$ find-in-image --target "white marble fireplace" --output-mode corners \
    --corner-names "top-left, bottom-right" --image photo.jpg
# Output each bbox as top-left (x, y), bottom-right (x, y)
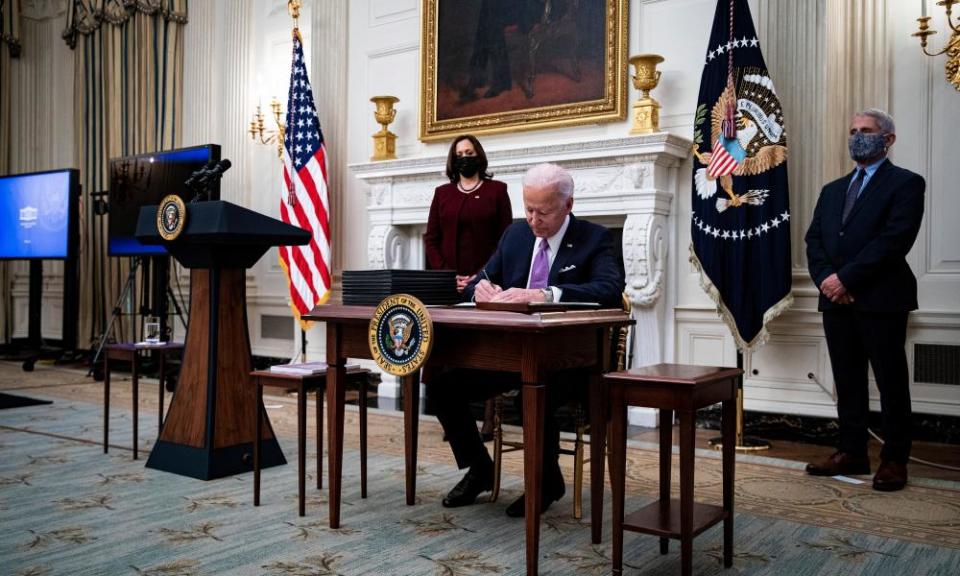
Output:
top-left (350, 133), bottom-right (692, 425)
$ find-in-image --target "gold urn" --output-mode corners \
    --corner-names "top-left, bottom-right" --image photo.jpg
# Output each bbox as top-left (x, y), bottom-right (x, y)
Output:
top-left (370, 95), bottom-right (399, 161)
top-left (629, 54), bottom-right (664, 134)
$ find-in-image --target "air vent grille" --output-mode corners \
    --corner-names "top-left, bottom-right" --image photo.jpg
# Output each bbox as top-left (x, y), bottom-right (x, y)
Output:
top-left (261, 315), bottom-right (294, 341)
top-left (914, 344), bottom-right (960, 385)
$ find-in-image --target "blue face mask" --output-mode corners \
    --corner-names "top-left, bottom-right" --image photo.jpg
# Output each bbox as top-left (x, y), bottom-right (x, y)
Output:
top-left (848, 132), bottom-right (886, 162)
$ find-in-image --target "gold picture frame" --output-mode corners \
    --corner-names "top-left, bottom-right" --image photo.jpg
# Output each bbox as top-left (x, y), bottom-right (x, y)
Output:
top-left (419, 0), bottom-right (628, 142)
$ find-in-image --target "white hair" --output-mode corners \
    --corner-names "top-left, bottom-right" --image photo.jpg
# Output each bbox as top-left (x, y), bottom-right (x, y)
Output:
top-left (522, 163), bottom-right (574, 200)
top-left (854, 108), bottom-right (896, 134)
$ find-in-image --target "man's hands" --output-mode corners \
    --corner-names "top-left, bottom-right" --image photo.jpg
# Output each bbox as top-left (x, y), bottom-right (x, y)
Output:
top-left (455, 274), bottom-right (475, 293)
top-left (474, 280), bottom-right (547, 303)
top-left (820, 273), bottom-right (854, 305)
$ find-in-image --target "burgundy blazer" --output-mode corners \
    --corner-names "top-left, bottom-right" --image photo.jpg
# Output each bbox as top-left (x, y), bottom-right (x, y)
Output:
top-left (423, 179), bottom-right (512, 276)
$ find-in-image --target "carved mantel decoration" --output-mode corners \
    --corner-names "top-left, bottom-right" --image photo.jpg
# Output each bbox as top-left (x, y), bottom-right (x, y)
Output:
top-left (350, 132), bottom-right (692, 374)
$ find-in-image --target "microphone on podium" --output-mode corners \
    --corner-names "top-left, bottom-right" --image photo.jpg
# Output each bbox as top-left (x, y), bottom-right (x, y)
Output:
top-left (187, 159), bottom-right (231, 202)
top-left (185, 160), bottom-right (217, 191)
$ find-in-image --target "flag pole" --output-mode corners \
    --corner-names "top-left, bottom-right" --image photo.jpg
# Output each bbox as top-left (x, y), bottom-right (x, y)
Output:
top-left (300, 328), bottom-right (307, 363)
top-left (709, 350), bottom-right (771, 451)
top-left (703, 0), bottom-right (772, 452)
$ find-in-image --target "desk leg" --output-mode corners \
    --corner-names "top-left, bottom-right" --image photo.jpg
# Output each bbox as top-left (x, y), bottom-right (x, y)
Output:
top-left (254, 377), bottom-right (262, 506)
top-left (298, 380), bottom-right (307, 517)
top-left (317, 386), bottom-right (323, 490)
top-left (589, 373), bottom-right (607, 544)
top-left (402, 371), bottom-right (420, 506)
top-left (326, 360), bottom-right (346, 529)
top-left (158, 352), bottom-right (166, 432)
top-left (679, 409), bottom-right (695, 576)
top-left (132, 354), bottom-right (139, 460)
top-left (522, 382), bottom-right (545, 576)
top-left (659, 409), bottom-right (672, 555)
top-left (103, 355), bottom-right (110, 454)
top-left (722, 381), bottom-right (736, 568)
top-left (360, 375), bottom-right (368, 499)
top-left (610, 385), bottom-right (627, 576)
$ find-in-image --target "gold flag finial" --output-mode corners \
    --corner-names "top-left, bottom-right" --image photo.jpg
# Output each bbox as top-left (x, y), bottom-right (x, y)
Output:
top-left (288, 0), bottom-right (302, 27)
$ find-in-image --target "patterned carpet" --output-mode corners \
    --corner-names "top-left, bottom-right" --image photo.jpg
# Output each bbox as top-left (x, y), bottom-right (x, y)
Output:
top-left (1, 362), bottom-right (960, 575)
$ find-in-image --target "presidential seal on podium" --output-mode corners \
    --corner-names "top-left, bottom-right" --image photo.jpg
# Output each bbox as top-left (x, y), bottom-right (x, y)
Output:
top-left (369, 294), bottom-right (433, 376)
top-left (157, 194), bottom-right (187, 241)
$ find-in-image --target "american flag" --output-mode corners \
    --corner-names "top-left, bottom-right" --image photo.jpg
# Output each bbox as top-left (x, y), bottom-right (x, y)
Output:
top-left (280, 31), bottom-right (331, 327)
top-left (707, 136), bottom-right (744, 178)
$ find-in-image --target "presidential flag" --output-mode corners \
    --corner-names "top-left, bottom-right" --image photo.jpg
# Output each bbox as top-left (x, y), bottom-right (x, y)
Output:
top-left (281, 29), bottom-right (331, 328)
top-left (690, 0), bottom-right (792, 350)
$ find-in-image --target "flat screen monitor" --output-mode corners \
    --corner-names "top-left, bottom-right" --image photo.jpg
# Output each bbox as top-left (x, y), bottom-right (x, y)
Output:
top-left (0, 168), bottom-right (79, 260)
top-left (108, 144), bottom-right (221, 256)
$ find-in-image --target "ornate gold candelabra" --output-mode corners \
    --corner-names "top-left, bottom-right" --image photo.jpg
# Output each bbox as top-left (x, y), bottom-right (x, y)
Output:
top-left (913, 0), bottom-right (960, 91)
top-left (370, 95), bottom-right (399, 161)
top-left (629, 54), bottom-right (664, 134)
top-left (249, 97), bottom-right (286, 158)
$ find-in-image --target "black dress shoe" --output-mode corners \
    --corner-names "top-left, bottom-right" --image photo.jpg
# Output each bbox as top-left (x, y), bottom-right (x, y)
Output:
top-left (806, 451), bottom-right (871, 477)
top-left (442, 466), bottom-right (494, 508)
top-left (504, 484), bottom-right (565, 518)
top-left (873, 461), bottom-right (908, 492)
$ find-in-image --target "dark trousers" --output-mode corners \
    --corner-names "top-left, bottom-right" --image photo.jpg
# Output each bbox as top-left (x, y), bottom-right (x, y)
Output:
top-left (823, 308), bottom-right (912, 463)
top-left (426, 368), bottom-right (571, 490)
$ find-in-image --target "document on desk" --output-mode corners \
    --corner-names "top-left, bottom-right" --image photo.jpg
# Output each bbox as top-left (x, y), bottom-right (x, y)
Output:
top-left (475, 301), bottom-right (601, 313)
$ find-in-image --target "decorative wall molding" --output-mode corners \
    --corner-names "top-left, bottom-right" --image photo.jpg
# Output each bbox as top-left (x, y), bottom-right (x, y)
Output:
top-left (369, 0), bottom-right (417, 28)
top-left (366, 41), bottom-right (419, 60)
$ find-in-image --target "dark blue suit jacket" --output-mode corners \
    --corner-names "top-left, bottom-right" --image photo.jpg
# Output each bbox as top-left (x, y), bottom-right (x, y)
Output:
top-left (464, 214), bottom-right (624, 308)
top-left (805, 159), bottom-right (925, 312)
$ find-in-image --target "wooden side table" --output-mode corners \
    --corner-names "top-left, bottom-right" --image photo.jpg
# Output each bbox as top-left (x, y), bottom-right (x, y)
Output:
top-left (251, 366), bottom-right (371, 517)
top-left (103, 342), bottom-right (184, 459)
top-left (606, 363), bottom-right (741, 576)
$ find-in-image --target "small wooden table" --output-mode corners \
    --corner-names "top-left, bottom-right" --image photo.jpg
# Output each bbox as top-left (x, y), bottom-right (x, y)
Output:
top-left (251, 367), bottom-right (371, 517)
top-left (103, 342), bottom-right (184, 459)
top-left (606, 363), bottom-right (741, 576)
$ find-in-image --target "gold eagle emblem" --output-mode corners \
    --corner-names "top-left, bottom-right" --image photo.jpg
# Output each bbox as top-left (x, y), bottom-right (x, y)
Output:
top-left (693, 67), bottom-right (788, 211)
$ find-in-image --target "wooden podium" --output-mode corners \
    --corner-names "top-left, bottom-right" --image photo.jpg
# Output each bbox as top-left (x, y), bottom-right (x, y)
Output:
top-left (135, 201), bottom-right (310, 479)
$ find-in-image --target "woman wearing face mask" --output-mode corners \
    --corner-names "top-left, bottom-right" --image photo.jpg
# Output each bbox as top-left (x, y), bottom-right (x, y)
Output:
top-left (424, 134), bottom-right (511, 442)
top-left (424, 134), bottom-right (512, 293)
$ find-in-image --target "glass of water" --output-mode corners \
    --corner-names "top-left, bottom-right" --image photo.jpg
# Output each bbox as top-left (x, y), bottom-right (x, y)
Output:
top-left (144, 316), bottom-right (161, 344)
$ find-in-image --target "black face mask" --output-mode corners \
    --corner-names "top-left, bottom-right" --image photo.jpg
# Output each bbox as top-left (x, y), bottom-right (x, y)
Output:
top-left (455, 156), bottom-right (480, 178)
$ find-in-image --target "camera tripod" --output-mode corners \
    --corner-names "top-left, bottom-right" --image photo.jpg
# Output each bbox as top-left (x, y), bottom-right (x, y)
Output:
top-left (88, 255), bottom-right (187, 379)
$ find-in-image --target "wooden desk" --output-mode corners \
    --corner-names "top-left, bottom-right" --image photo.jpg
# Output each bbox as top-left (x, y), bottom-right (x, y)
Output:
top-left (304, 304), bottom-right (632, 575)
top-left (606, 363), bottom-right (741, 576)
top-left (103, 342), bottom-right (184, 459)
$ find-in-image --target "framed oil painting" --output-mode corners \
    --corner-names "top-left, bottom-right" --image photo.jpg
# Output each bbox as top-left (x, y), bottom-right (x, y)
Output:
top-left (419, 0), bottom-right (628, 141)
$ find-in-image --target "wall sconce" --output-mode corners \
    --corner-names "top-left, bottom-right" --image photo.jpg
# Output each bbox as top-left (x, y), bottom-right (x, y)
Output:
top-left (249, 97), bottom-right (286, 158)
top-left (913, 0), bottom-right (960, 91)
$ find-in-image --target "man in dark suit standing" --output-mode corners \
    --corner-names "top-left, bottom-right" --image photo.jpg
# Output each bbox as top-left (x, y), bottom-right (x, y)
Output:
top-left (428, 162), bottom-right (623, 516)
top-left (804, 108), bottom-right (925, 492)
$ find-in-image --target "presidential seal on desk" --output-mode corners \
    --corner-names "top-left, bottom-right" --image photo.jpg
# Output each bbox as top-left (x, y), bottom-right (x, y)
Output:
top-left (157, 194), bottom-right (186, 241)
top-left (369, 294), bottom-right (433, 376)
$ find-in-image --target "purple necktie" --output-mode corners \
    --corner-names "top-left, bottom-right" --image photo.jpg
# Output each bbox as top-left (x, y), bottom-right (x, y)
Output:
top-left (527, 239), bottom-right (550, 289)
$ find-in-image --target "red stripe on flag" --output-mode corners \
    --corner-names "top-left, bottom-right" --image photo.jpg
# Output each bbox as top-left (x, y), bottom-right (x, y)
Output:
top-left (278, 195), bottom-right (318, 312)
top-left (288, 181), bottom-right (326, 284)
top-left (296, 160), bottom-right (330, 240)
